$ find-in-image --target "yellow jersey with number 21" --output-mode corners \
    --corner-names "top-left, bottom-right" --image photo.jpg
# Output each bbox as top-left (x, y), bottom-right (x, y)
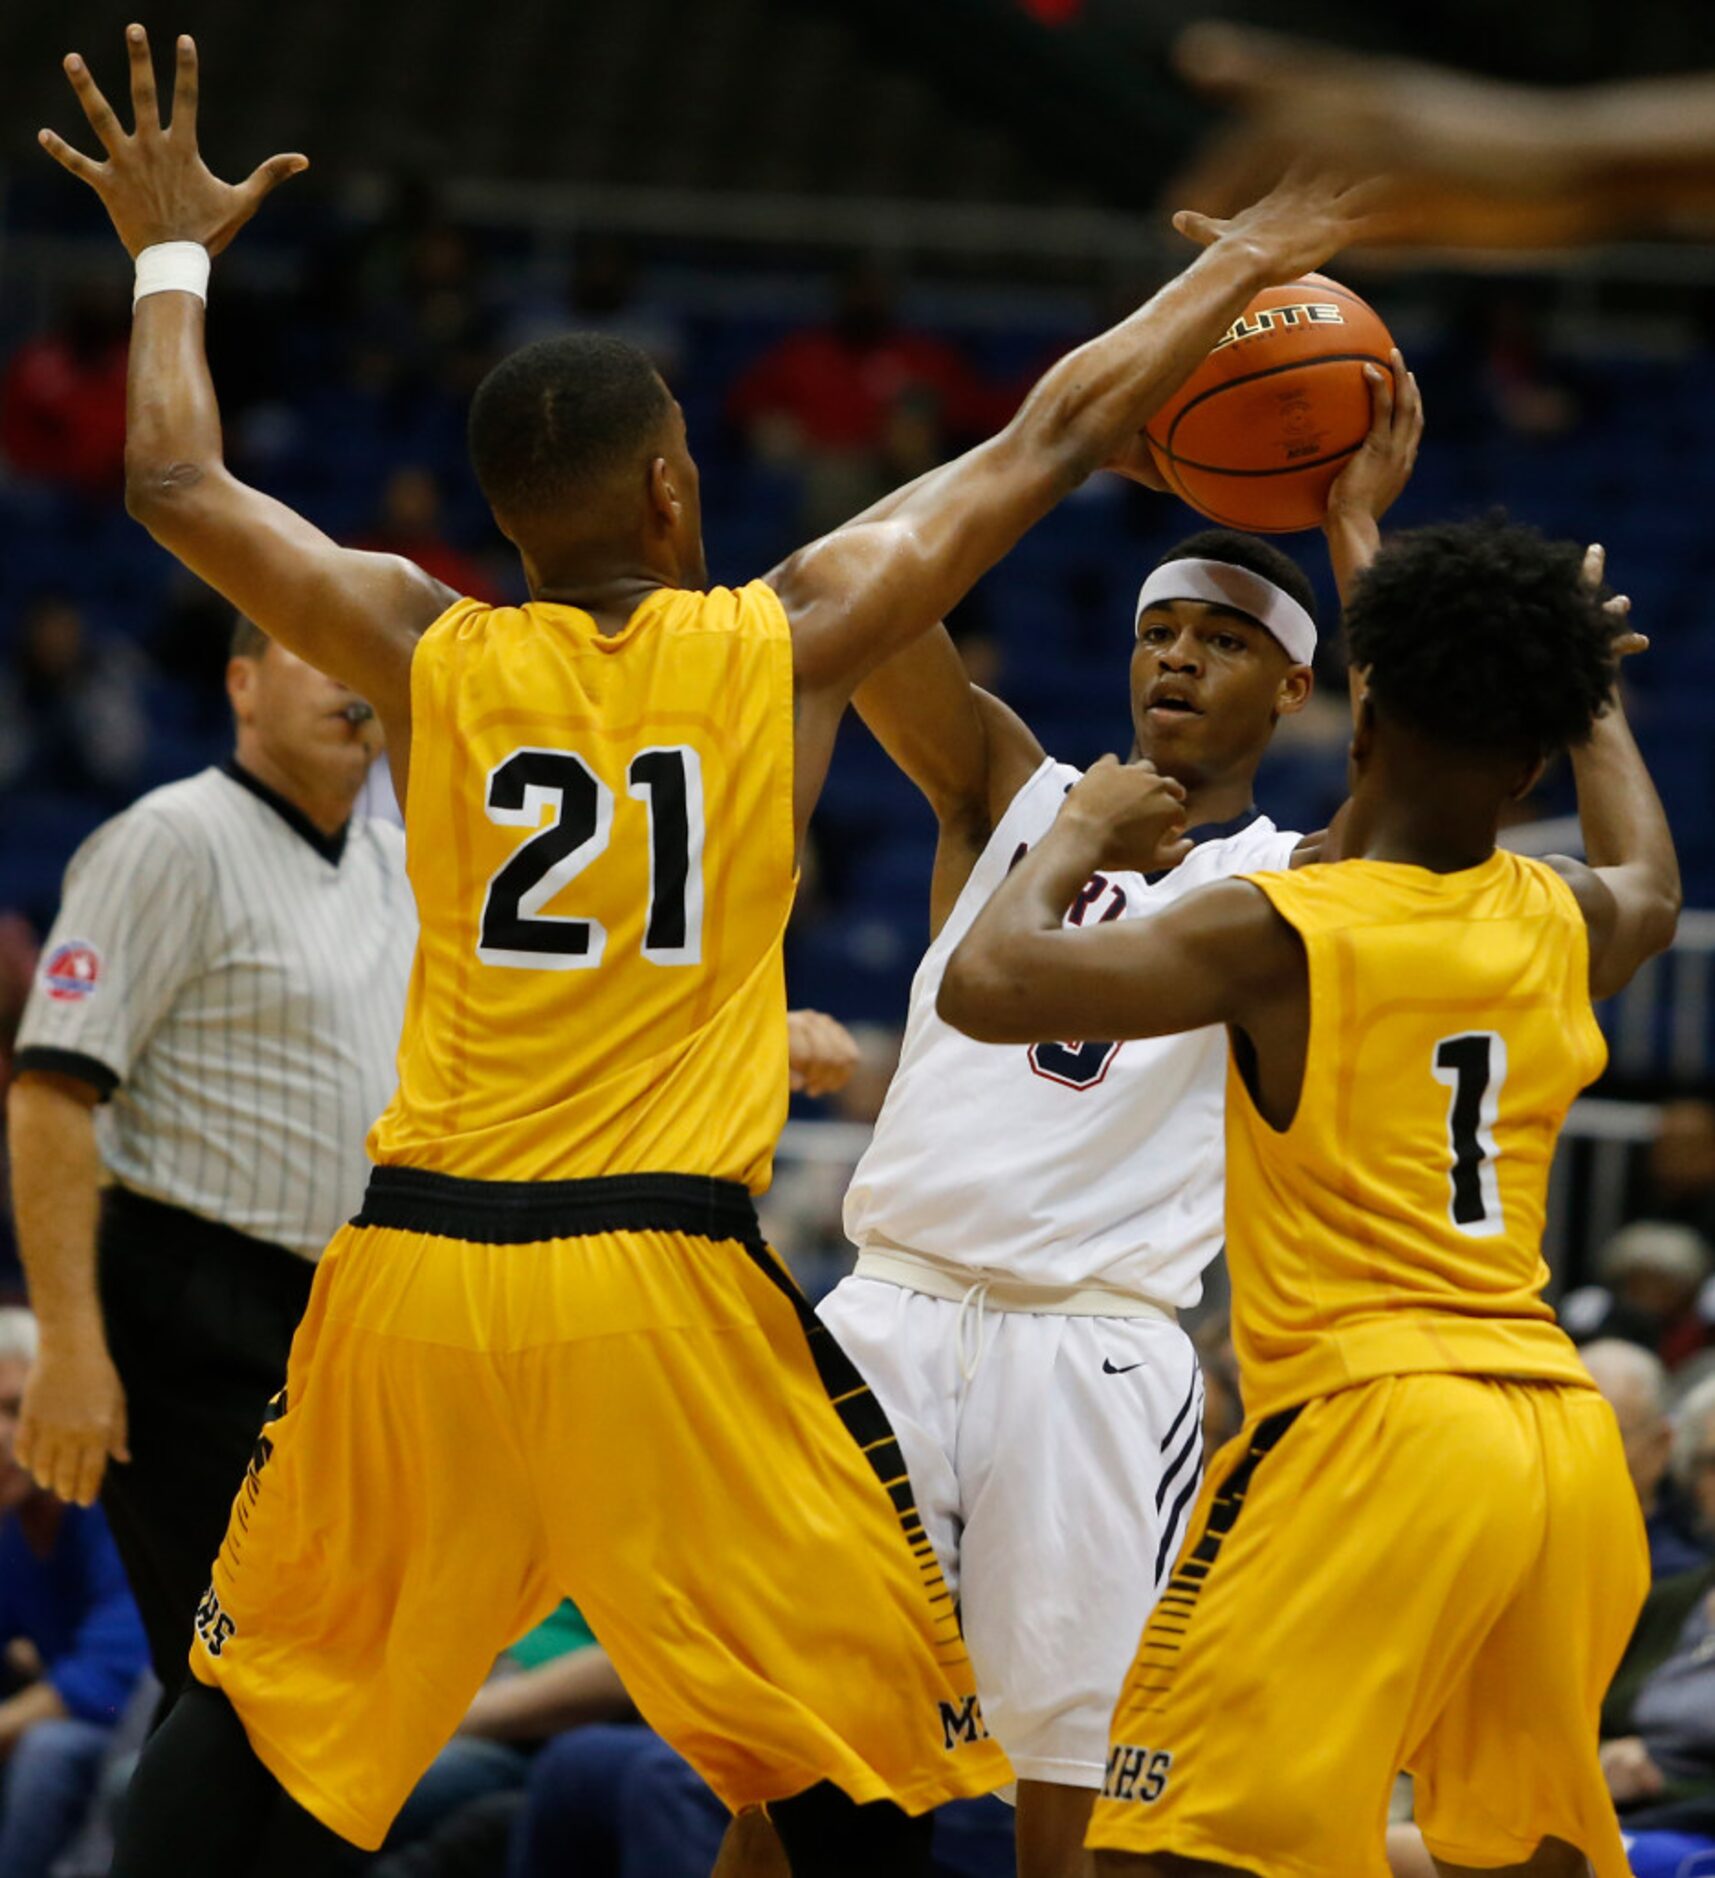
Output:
top-left (368, 581), bottom-right (797, 1190)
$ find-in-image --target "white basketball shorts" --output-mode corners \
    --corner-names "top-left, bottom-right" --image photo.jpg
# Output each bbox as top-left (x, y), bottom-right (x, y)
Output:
top-left (817, 1274), bottom-right (1203, 1788)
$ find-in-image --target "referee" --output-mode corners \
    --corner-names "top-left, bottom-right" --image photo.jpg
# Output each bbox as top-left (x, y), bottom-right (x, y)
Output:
top-left (5, 617), bottom-right (414, 1699)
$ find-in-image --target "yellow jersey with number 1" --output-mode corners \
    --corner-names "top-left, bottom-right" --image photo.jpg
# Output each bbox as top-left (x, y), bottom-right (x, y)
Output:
top-left (367, 582), bottom-right (796, 1189)
top-left (1225, 850), bottom-right (1607, 1419)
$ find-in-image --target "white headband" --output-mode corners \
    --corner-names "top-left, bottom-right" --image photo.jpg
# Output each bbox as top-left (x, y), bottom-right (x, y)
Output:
top-left (1134, 558), bottom-right (1317, 666)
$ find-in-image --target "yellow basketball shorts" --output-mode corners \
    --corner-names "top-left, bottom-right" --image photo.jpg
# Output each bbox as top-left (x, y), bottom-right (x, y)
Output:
top-left (1087, 1372), bottom-right (1647, 1878)
top-left (189, 1168), bottom-right (1009, 1851)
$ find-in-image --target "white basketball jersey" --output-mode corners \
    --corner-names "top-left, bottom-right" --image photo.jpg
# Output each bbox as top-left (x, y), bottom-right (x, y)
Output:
top-left (844, 759), bottom-right (1299, 1301)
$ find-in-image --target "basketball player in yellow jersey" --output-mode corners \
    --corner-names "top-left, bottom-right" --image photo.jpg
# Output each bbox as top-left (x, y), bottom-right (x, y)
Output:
top-left (37, 27), bottom-right (1399, 1878)
top-left (939, 519), bottom-right (1682, 1878)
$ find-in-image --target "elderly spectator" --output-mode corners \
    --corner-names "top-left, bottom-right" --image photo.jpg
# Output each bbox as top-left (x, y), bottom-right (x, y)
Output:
top-left (1563, 1221), bottom-right (1715, 1365)
top-left (0, 1308), bottom-right (148, 1878)
top-left (1672, 1375), bottom-right (1715, 1543)
top-left (1583, 1340), bottom-right (1710, 1580)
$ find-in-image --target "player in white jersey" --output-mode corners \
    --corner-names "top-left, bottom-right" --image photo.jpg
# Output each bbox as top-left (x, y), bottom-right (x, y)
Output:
top-left (819, 356), bottom-right (1423, 1876)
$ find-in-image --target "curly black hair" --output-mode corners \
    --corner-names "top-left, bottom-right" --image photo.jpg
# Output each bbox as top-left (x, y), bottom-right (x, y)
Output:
top-left (468, 334), bottom-right (672, 520)
top-left (1156, 529), bottom-right (1318, 627)
top-left (1343, 518), bottom-right (1617, 759)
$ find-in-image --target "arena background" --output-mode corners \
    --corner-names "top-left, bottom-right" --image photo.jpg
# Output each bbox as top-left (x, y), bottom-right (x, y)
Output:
top-left (1, 0), bottom-right (1712, 1310)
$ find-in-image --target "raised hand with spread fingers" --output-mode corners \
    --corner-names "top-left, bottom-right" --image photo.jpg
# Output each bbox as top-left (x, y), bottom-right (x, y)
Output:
top-left (37, 26), bottom-right (454, 800)
top-left (40, 25), bottom-right (307, 257)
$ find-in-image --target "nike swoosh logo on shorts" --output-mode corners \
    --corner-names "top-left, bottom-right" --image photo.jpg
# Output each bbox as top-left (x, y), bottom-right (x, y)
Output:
top-left (1102, 1358), bottom-right (1145, 1375)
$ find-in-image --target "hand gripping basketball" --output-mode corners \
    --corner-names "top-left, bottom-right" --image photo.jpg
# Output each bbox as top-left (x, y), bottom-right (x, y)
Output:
top-left (1145, 272), bottom-right (1398, 533)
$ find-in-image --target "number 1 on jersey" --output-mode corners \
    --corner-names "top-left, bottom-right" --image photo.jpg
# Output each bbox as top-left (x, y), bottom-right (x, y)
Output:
top-left (477, 745), bottom-right (704, 970)
top-left (1431, 1031), bottom-right (1508, 1237)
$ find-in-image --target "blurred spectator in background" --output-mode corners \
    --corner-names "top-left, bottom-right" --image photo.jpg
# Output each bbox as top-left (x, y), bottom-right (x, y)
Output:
top-left (0, 598), bottom-right (150, 803)
top-left (1649, 1098), bottom-right (1715, 1248)
top-left (505, 234), bottom-right (686, 380)
top-left (1472, 290), bottom-right (1583, 441)
top-left (1674, 1376), bottom-right (1715, 1545)
top-left (0, 289), bottom-right (129, 497)
top-left (1582, 1340), bottom-right (1709, 1579)
top-left (760, 1022), bottom-right (901, 1301)
top-left (0, 1308), bottom-right (148, 1878)
top-left (369, 1601), bottom-right (631, 1876)
top-left (359, 465), bottom-right (499, 601)
top-left (337, 185), bottom-right (494, 410)
top-left (729, 263), bottom-right (997, 535)
top-left (1563, 1220), bottom-right (1715, 1364)
top-left (510, 1710), bottom-right (1014, 1878)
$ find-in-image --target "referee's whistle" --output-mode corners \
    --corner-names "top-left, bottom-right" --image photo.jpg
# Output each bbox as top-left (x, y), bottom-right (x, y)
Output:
top-left (341, 701), bottom-right (376, 725)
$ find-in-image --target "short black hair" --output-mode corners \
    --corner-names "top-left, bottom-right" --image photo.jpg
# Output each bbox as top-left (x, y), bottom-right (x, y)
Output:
top-left (1343, 518), bottom-right (1617, 760)
top-left (1156, 529), bottom-right (1318, 628)
top-left (467, 334), bottom-right (672, 520)
top-left (229, 615), bottom-right (269, 660)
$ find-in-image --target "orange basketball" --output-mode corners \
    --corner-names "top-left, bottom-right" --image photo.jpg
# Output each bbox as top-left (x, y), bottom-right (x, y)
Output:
top-left (1146, 273), bottom-right (1394, 535)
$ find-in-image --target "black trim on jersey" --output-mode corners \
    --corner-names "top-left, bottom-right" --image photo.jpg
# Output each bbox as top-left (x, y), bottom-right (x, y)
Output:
top-left (1136, 1405), bottom-right (1301, 1712)
top-left (12, 1046), bottom-right (119, 1101)
top-left (221, 760), bottom-right (349, 867)
top-left (1142, 805), bottom-right (1263, 887)
top-left (355, 1165), bottom-right (760, 1246)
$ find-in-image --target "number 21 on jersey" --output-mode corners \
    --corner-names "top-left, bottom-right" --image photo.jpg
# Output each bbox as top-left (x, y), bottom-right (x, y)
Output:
top-left (476, 745), bottom-right (705, 971)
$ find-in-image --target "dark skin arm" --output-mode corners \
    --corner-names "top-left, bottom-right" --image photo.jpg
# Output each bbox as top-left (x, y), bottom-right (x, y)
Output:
top-left (1547, 550), bottom-right (1682, 1001)
top-left (40, 29), bottom-right (454, 803)
top-left (769, 168), bottom-right (1395, 851)
top-left (1175, 25), bottom-right (1715, 248)
top-left (851, 630), bottom-right (1045, 935)
top-left (937, 756), bottom-right (1310, 1129)
top-left (858, 346), bottom-right (1421, 924)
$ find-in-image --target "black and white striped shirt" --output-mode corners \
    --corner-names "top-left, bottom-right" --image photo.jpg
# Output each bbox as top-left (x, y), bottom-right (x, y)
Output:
top-left (15, 763), bottom-right (415, 1258)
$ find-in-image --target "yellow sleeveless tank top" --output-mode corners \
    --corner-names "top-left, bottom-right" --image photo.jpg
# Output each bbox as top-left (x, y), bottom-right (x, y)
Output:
top-left (367, 582), bottom-right (796, 1190)
top-left (1227, 850), bottom-right (1607, 1417)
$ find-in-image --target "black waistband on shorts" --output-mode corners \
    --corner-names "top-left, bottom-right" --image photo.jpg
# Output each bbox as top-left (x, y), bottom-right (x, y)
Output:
top-left (354, 1165), bottom-right (761, 1247)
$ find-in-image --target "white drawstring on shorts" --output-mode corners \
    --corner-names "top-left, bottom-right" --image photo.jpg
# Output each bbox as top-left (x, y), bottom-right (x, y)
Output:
top-left (955, 1278), bottom-right (993, 1382)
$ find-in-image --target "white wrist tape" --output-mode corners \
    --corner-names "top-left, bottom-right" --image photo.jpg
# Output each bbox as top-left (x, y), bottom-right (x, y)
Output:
top-left (1135, 557), bottom-right (1318, 666)
top-left (133, 242), bottom-right (211, 308)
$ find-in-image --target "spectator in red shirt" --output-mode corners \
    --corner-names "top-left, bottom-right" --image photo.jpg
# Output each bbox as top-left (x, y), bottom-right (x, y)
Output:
top-left (729, 265), bottom-right (1001, 534)
top-left (359, 465), bottom-right (501, 602)
top-left (0, 292), bottom-right (129, 497)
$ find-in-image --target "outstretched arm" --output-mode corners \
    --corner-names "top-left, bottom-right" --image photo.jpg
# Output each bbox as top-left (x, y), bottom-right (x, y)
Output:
top-left (1175, 26), bottom-right (1715, 248)
top-left (40, 29), bottom-right (454, 778)
top-left (851, 630), bottom-right (1046, 934)
top-left (771, 171), bottom-right (1393, 845)
top-left (1548, 553), bottom-right (1681, 1000)
top-left (774, 170), bottom-right (1391, 704)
